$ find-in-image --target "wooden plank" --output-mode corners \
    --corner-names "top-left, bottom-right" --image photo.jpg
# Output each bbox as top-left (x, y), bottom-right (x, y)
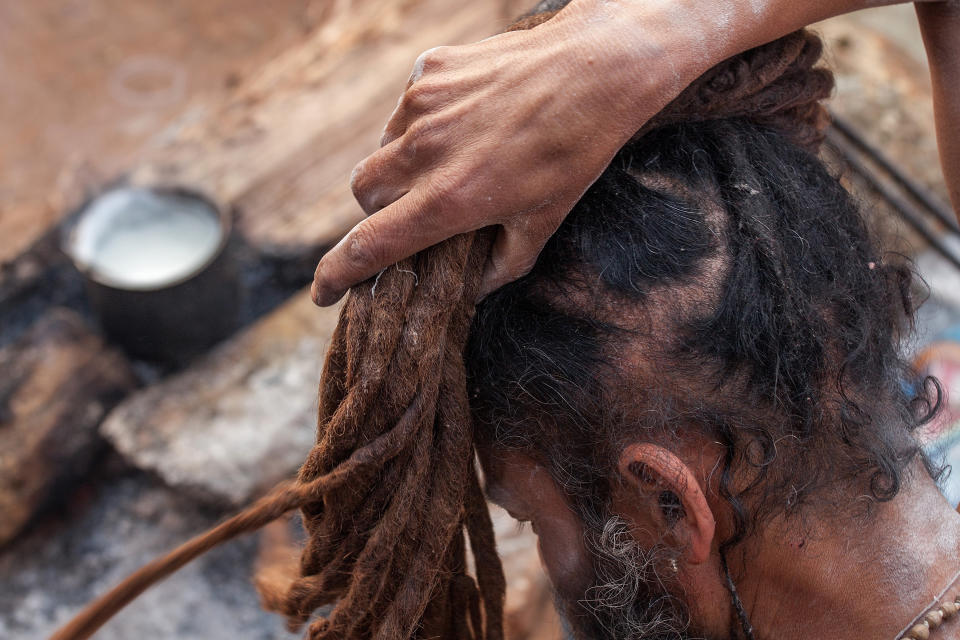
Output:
top-left (130, 0), bottom-right (506, 250)
top-left (816, 16), bottom-right (947, 253)
top-left (819, 16), bottom-right (942, 199)
top-left (0, 309), bottom-right (135, 545)
top-left (0, 0), bottom-right (321, 263)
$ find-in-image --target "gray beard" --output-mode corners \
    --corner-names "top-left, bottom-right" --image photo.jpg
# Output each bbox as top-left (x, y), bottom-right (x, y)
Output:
top-left (557, 516), bottom-right (700, 640)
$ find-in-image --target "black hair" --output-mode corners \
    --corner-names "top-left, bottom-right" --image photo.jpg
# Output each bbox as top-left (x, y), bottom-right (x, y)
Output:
top-left (466, 116), bottom-right (942, 549)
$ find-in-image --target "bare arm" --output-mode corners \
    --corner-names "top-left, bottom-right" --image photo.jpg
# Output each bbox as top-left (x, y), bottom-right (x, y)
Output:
top-left (312, 0), bottom-right (958, 306)
top-left (916, 1), bottom-right (960, 220)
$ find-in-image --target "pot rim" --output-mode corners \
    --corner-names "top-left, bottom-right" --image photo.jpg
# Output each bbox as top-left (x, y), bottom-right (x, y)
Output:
top-left (62, 184), bottom-right (232, 293)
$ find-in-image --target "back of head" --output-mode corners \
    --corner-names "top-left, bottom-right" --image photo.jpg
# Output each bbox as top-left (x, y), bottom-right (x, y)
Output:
top-left (469, 6), bottom-right (937, 549)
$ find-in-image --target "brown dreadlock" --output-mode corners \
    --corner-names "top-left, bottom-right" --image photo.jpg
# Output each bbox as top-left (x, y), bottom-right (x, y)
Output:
top-left (50, 7), bottom-right (835, 640)
top-left (50, 229), bottom-right (503, 640)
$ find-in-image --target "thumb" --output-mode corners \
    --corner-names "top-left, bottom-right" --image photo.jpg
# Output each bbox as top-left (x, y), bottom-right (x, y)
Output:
top-left (478, 220), bottom-right (554, 300)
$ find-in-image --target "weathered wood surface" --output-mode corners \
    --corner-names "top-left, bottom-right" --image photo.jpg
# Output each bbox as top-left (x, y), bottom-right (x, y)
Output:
top-left (101, 292), bottom-right (341, 506)
top-left (0, 309), bottom-right (135, 546)
top-left (823, 18), bottom-right (937, 178)
top-left (130, 0), bottom-right (508, 251)
top-left (0, 0), bottom-right (321, 264)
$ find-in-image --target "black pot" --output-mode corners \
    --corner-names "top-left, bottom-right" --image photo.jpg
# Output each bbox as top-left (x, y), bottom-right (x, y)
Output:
top-left (62, 186), bottom-right (239, 364)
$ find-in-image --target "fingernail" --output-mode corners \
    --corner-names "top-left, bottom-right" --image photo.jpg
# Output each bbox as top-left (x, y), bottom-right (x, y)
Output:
top-left (314, 287), bottom-right (346, 307)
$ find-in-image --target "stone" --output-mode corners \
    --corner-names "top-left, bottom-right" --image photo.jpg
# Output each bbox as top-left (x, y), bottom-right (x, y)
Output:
top-left (0, 309), bottom-right (135, 546)
top-left (100, 292), bottom-right (342, 506)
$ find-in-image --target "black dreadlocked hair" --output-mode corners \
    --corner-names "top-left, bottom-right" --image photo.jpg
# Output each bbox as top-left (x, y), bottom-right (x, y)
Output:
top-left (466, 9), bottom-right (943, 636)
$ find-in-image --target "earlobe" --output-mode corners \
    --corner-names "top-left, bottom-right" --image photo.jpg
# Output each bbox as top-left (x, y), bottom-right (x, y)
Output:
top-left (618, 443), bottom-right (716, 565)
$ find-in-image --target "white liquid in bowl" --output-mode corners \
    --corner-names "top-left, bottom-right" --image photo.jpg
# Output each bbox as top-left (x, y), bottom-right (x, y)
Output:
top-left (70, 188), bottom-right (223, 289)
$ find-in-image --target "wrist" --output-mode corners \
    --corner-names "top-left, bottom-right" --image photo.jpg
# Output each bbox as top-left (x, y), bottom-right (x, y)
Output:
top-left (530, 0), bottom-right (719, 139)
top-left (550, 0), bottom-right (902, 92)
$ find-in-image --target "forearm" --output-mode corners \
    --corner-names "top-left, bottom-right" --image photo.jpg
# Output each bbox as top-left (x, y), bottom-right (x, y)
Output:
top-left (917, 1), bottom-right (960, 220)
top-left (604, 0), bottom-right (947, 58)
top-left (537, 0), bottom-right (949, 136)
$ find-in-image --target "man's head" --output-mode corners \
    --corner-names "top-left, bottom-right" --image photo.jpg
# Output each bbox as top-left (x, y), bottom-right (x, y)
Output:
top-left (466, 24), bottom-right (941, 640)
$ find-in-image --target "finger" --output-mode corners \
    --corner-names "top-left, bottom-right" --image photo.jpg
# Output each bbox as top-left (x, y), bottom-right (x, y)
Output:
top-left (478, 218), bottom-right (556, 300)
top-left (312, 189), bottom-right (473, 307)
top-left (380, 82), bottom-right (441, 148)
top-left (381, 46), bottom-right (449, 147)
top-left (380, 94), bottom-right (408, 147)
top-left (406, 45), bottom-right (448, 88)
top-left (350, 143), bottom-right (414, 215)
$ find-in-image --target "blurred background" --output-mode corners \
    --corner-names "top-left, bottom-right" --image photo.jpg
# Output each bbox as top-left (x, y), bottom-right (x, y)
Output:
top-left (1, 1), bottom-right (959, 639)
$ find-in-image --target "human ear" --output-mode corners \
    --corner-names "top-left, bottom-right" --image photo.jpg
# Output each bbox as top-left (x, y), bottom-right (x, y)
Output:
top-left (616, 443), bottom-right (716, 565)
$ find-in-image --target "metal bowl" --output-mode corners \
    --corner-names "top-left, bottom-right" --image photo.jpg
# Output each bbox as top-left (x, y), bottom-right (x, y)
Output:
top-left (62, 185), bottom-right (239, 363)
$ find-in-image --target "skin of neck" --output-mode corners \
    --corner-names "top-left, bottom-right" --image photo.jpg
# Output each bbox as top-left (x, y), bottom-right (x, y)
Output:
top-left (613, 441), bottom-right (960, 640)
top-left (733, 469), bottom-right (960, 639)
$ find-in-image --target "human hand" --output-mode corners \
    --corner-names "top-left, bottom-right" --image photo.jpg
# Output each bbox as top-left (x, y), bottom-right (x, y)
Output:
top-left (310, 0), bottom-right (709, 306)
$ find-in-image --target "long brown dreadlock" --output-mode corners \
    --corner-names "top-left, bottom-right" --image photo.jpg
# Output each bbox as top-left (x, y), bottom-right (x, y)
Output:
top-left (51, 229), bottom-right (503, 640)
top-left (50, 7), bottom-right (835, 639)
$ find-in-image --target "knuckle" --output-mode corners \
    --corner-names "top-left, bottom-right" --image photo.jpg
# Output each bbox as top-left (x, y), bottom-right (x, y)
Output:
top-left (350, 160), bottom-right (370, 197)
top-left (444, 170), bottom-right (476, 206)
top-left (415, 45), bottom-right (448, 73)
top-left (405, 115), bottom-right (437, 142)
top-left (396, 133), bottom-right (418, 162)
top-left (532, 213), bottom-right (564, 244)
top-left (344, 222), bottom-right (381, 270)
top-left (397, 116), bottom-right (443, 161)
top-left (444, 187), bottom-right (471, 213)
top-left (379, 123), bottom-right (400, 148)
top-left (350, 160), bottom-right (383, 214)
top-left (545, 204), bottom-right (568, 227)
top-left (447, 179), bottom-right (478, 214)
top-left (422, 174), bottom-right (463, 211)
top-left (507, 253), bottom-right (537, 280)
top-left (402, 80), bottom-right (437, 111)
